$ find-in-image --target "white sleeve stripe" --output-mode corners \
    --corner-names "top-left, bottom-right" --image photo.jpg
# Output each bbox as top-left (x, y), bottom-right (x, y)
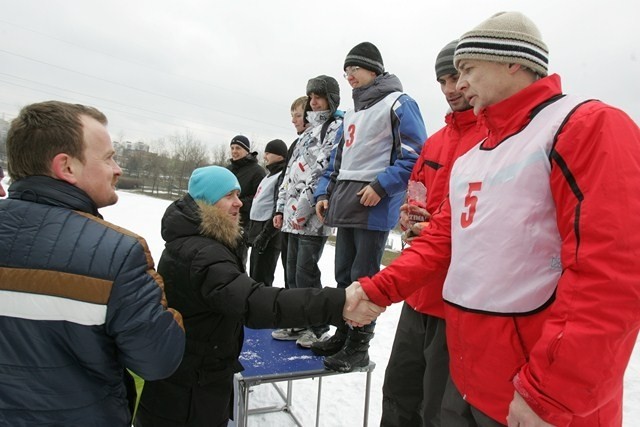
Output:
top-left (0, 290), bottom-right (107, 326)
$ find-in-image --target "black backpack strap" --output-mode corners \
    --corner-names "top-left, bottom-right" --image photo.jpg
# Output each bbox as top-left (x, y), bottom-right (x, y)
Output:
top-left (320, 116), bottom-right (336, 143)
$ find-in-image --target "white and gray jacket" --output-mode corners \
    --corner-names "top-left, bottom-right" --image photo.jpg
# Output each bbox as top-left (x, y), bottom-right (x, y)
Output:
top-left (276, 110), bottom-right (342, 236)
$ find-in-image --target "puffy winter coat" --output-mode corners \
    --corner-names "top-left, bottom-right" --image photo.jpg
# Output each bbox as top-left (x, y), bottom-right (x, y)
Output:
top-left (361, 75), bottom-right (640, 425)
top-left (227, 153), bottom-right (266, 230)
top-left (137, 195), bottom-right (345, 426)
top-left (0, 176), bottom-right (185, 427)
top-left (315, 73), bottom-right (426, 231)
top-left (405, 108), bottom-right (485, 317)
top-left (277, 110), bottom-right (342, 236)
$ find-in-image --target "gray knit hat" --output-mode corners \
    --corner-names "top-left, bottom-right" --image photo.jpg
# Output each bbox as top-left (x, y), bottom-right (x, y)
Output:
top-left (454, 11), bottom-right (549, 77)
top-left (435, 40), bottom-right (459, 80)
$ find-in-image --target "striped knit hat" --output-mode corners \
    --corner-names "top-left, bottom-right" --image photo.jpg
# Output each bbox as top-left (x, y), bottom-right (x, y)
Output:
top-left (454, 11), bottom-right (549, 77)
top-left (230, 135), bottom-right (251, 152)
top-left (435, 40), bottom-right (459, 80)
top-left (344, 42), bottom-right (384, 75)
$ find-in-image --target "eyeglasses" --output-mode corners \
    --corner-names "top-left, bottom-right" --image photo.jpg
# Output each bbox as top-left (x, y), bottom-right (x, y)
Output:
top-left (343, 66), bottom-right (360, 79)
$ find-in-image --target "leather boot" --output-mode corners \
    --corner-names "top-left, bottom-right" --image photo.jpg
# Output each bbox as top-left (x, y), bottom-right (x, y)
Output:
top-left (323, 324), bottom-right (375, 373)
top-left (311, 322), bottom-right (348, 356)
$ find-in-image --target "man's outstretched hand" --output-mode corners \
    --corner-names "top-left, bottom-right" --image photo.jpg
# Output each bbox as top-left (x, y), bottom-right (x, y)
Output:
top-left (342, 281), bottom-right (385, 326)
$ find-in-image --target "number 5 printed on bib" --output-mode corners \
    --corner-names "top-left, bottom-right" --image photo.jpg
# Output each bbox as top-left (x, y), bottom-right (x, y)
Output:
top-left (461, 182), bottom-right (482, 228)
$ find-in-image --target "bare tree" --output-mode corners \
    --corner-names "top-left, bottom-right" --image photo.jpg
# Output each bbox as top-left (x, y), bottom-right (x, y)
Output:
top-left (125, 151), bottom-right (144, 178)
top-left (210, 144), bottom-right (229, 166)
top-left (116, 130), bottom-right (126, 145)
top-left (170, 130), bottom-right (209, 196)
top-left (146, 138), bottom-right (170, 196)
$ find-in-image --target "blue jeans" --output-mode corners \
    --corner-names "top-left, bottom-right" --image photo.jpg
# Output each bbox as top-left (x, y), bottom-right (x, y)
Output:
top-left (286, 234), bottom-right (329, 335)
top-left (335, 227), bottom-right (389, 289)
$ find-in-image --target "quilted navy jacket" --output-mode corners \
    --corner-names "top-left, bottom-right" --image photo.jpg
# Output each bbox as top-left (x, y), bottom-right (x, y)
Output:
top-left (0, 176), bottom-right (185, 426)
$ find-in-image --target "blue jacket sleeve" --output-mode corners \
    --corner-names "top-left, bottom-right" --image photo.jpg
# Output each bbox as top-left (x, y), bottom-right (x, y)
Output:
top-left (314, 124), bottom-right (343, 201)
top-left (372, 95), bottom-right (426, 197)
top-left (106, 239), bottom-right (185, 381)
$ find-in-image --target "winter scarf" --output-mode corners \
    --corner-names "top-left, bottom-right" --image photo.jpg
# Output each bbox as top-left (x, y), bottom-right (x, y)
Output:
top-left (352, 72), bottom-right (403, 112)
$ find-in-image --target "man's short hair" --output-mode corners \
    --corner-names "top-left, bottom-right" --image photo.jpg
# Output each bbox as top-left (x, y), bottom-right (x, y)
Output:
top-left (7, 101), bottom-right (107, 181)
top-left (290, 96), bottom-right (308, 112)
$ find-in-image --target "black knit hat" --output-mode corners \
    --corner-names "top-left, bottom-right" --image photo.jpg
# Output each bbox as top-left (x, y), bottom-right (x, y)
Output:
top-left (264, 139), bottom-right (288, 158)
top-left (435, 40), bottom-right (459, 80)
top-left (344, 42), bottom-right (384, 75)
top-left (305, 75), bottom-right (341, 115)
top-left (230, 134), bottom-right (251, 152)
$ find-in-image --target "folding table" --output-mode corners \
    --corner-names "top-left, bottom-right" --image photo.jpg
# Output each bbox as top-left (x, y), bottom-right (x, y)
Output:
top-left (233, 327), bottom-right (375, 427)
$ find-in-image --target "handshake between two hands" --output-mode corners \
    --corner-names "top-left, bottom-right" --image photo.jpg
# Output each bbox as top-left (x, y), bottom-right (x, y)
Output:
top-left (342, 281), bottom-right (386, 327)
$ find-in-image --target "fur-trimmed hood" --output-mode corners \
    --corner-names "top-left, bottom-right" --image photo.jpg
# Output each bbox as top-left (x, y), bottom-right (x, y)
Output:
top-left (196, 200), bottom-right (242, 249)
top-left (160, 195), bottom-right (242, 250)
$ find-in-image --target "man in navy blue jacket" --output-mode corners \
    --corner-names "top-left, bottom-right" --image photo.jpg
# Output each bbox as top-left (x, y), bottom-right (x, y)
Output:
top-left (0, 101), bottom-right (185, 426)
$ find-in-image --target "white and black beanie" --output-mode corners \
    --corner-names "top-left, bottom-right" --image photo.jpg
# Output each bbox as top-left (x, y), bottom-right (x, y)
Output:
top-left (306, 75), bottom-right (341, 115)
top-left (230, 134), bottom-right (251, 152)
top-left (454, 11), bottom-right (549, 77)
top-left (344, 42), bottom-right (384, 75)
top-left (435, 39), bottom-right (459, 80)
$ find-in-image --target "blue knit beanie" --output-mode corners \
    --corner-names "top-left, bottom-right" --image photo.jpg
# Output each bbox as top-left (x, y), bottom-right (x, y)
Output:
top-left (188, 166), bottom-right (241, 205)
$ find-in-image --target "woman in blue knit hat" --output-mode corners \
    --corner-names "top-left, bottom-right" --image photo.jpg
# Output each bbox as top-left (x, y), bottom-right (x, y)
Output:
top-left (135, 166), bottom-right (382, 427)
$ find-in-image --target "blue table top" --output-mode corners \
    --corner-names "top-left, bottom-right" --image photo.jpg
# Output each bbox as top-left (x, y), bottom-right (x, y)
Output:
top-left (238, 328), bottom-right (328, 380)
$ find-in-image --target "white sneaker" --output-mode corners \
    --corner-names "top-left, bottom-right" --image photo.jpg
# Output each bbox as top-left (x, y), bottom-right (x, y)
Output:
top-left (296, 330), bottom-right (329, 349)
top-left (271, 328), bottom-right (306, 341)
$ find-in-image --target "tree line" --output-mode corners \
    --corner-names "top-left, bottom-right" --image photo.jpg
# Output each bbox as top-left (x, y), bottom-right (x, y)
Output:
top-left (115, 130), bottom-right (246, 199)
top-left (0, 128), bottom-right (266, 200)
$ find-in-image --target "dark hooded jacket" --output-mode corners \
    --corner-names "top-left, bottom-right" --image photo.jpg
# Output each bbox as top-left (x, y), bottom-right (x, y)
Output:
top-left (227, 153), bottom-right (266, 230)
top-left (136, 194), bottom-right (345, 426)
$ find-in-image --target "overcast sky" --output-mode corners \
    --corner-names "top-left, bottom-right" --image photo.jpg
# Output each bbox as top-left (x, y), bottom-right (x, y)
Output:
top-left (1, 0), bottom-right (638, 153)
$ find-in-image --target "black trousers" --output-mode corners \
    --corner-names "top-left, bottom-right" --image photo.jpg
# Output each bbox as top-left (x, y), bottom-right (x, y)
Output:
top-left (135, 374), bottom-right (234, 427)
top-left (381, 303), bottom-right (449, 427)
top-left (280, 232), bottom-right (290, 289)
top-left (249, 235), bottom-right (281, 287)
top-left (441, 377), bottom-right (507, 427)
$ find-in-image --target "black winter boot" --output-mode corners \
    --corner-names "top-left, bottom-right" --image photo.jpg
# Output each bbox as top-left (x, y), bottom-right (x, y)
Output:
top-left (311, 322), bottom-right (348, 356)
top-left (323, 324), bottom-right (375, 373)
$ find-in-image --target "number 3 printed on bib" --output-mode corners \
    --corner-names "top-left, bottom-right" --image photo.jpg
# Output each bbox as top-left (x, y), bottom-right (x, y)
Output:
top-left (345, 124), bottom-right (356, 147)
top-left (461, 182), bottom-right (482, 228)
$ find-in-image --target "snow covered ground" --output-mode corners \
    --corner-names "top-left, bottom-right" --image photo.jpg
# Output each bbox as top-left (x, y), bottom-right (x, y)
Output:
top-left (103, 190), bottom-right (640, 426)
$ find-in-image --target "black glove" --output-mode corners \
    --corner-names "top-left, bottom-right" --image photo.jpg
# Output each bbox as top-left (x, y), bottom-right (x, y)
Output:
top-left (252, 232), bottom-right (270, 254)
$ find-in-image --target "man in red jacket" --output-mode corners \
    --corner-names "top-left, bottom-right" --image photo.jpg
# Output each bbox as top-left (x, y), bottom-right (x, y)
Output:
top-left (350, 11), bottom-right (640, 426)
top-left (381, 39), bottom-right (485, 427)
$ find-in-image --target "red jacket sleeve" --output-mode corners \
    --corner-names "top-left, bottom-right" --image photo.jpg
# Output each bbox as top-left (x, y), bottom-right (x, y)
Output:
top-left (360, 198), bottom-right (452, 305)
top-left (514, 103), bottom-right (640, 425)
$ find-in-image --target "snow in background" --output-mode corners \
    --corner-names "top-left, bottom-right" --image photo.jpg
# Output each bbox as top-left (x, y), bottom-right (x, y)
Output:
top-left (103, 191), bottom-right (640, 426)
